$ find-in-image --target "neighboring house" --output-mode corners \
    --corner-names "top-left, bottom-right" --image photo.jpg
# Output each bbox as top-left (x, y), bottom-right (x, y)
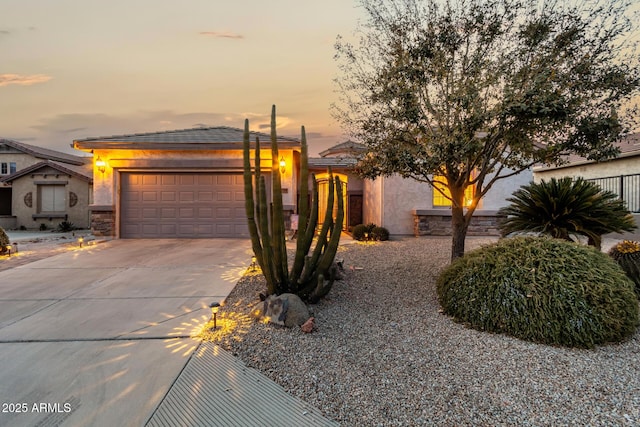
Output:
top-left (312, 140), bottom-right (532, 236)
top-left (72, 127), bottom-right (301, 238)
top-left (0, 139), bottom-right (93, 230)
top-left (533, 133), bottom-right (640, 214)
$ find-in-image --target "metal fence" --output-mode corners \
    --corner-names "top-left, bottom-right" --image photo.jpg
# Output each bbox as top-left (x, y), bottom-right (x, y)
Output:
top-left (586, 173), bottom-right (640, 213)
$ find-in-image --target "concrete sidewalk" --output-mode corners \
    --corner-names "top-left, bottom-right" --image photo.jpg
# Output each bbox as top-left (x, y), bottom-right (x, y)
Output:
top-left (0, 239), bottom-right (337, 426)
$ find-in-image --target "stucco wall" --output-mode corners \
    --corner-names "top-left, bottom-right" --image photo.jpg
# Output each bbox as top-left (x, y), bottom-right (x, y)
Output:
top-left (534, 156), bottom-right (640, 182)
top-left (481, 168), bottom-right (533, 209)
top-left (382, 176), bottom-right (431, 235)
top-left (10, 166), bottom-right (91, 229)
top-left (363, 178), bottom-right (383, 226)
top-left (92, 148), bottom-right (297, 208)
top-left (361, 168), bottom-right (532, 235)
top-left (0, 152), bottom-right (42, 172)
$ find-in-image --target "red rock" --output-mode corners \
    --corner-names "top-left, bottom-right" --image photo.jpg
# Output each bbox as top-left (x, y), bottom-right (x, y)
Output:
top-left (301, 317), bottom-right (315, 333)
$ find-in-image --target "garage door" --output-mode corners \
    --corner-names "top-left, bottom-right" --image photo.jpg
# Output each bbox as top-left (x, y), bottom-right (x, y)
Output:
top-left (120, 172), bottom-right (249, 238)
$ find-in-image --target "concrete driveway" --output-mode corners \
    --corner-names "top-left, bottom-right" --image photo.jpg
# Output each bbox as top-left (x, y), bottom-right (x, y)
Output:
top-left (0, 238), bottom-right (252, 427)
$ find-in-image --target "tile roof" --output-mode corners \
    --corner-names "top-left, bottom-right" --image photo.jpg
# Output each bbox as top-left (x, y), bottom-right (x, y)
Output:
top-left (318, 140), bottom-right (366, 157)
top-left (0, 138), bottom-right (88, 166)
top-left (73, 126), bottom-right (301, 150)
top-left (0, 159), bottom-right (93, 183)
top-left (308, 157), bottom-right (359, 169)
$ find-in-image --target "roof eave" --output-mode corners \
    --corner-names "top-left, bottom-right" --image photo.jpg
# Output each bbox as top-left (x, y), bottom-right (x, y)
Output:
top-left (72, 141), bottom-right (301, 151)
top-left (1, 161), bottom-right (93, 183)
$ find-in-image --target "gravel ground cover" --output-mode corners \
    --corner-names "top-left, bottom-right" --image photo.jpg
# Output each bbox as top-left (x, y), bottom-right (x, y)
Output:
top-left (212, 236), bottom-right (640, 426)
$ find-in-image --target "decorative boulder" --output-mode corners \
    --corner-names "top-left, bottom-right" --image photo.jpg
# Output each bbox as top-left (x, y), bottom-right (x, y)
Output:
top-left (263, 293), bottom-right (310, 328)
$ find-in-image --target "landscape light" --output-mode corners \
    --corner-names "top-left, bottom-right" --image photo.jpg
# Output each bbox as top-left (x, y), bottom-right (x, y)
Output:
top-left (209, 302), bottom-right (221, 329)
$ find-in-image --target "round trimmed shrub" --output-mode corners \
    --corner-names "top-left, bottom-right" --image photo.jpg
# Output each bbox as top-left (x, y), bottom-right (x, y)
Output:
top-left (0, 227), bottom-right (9, 255)
top-left (609, 240), bottom-right (640, 298)
top-left (437, 236), bottom-right (639, 348)
top-left (371, 226), bottom-right (389, 241)
top-left (352, 224), bottom-right (368, 241)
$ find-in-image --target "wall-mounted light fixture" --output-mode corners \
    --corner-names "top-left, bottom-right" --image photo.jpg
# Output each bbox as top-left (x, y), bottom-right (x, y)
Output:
top-left (209, 302), bottom-right (221, 329)
top-left (279, 156), bottom-right (286, 174)
top-left (95, 156), bottom-right (106, 173)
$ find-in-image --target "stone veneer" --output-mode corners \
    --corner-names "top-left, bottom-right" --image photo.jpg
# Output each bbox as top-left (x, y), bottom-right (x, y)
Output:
top-left (90, 205), bottom-right (115, 237)
top-left (413, 209), bottom-right (505, 236)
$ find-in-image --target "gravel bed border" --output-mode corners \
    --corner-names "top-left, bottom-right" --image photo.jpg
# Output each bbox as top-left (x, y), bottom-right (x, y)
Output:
top-left (208, 236), bottom-right (640, 426)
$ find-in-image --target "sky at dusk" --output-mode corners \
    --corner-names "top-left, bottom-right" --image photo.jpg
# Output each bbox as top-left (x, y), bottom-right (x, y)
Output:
top-left (1, 1), bottom-right (365, 156)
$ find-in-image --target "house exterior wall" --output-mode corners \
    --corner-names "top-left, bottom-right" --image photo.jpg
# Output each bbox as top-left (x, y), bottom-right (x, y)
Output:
top-left (533, 156), bottom-right (640, 182)
top-left (481, 168), bottom-right (533, 209)
top-left (363, 178), bottom-right (383, 227)
top-left (91, 148), bottom-right (297, 237)
top-left (361, 168), bottom-right (531, 236)
top-left (10, 166), bottom-right (91, 229)
top-left (382, 176), bottom-right (432, 235)
top-left (0, 152), bottom-right (43, 174)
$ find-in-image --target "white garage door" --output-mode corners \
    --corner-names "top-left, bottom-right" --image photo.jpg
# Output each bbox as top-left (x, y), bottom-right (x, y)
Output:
top-left (120, 172), bottom-right (249, 238)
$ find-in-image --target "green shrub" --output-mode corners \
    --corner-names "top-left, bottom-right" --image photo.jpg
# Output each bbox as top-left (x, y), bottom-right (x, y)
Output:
top-left (371, 226), bottom-right (390, 241)
top-left (609, 240), bottom-right (640, 298)
top-left (57, 221), bottom-right (76, 232)
top-left (352, 224), bottom-right (368, 241)
top-left (39, 223), bottom-right (48, 231)
top-left (498, 177), bottom-right (636, 250)
top-left (352, 223), bottom-right (382, 241)
top-left (437, 236), bottom-right (639, 348)
top-left (0, 227), bottom-right (9, 255)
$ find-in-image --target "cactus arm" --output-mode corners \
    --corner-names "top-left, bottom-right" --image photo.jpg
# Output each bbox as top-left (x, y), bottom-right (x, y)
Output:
top-left (242, 120), bottom-right (265, 271)
top-left (300, 169), bottom-right (335, 285)
top-left (254, 137), bottom-right (261, 231)
top-left (293, 175), bottom-right (320, 286)
top-left (290, 126), bottom-right (311, 285)
top-left (269, 105), bottom-right (289, 286)
top-left (258, 175), bottom-right (277, 295)
top-left (299, 180), bottom-right (343, 302)
top-left (297, 126), bottom-right (310, 237)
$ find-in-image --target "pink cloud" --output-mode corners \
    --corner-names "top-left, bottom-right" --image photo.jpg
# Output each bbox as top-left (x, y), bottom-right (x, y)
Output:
top-left (199, 31), bottom-right (244, 40)
top-left (0, 73), bottom-right (52, 87)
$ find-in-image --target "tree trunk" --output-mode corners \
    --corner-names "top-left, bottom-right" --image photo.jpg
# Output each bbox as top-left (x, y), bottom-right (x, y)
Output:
top-left (451, 205), bottom-right (469, 261)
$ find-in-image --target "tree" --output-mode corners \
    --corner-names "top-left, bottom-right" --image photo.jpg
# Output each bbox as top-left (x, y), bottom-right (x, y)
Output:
top-left (333, 0), bottom-right (640, 260)
top-left (497, 177), bottom-right (637, 250)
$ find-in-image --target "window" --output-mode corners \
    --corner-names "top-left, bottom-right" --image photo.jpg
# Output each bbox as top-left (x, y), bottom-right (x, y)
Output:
top-left (39, 185), bottom-right (66, 212)
top-left (0, 163), bottom-right (6, 175)
top-left (9, 162), bottom-right (16, 174)
top-left (432, 175), bottom-right (475, 207)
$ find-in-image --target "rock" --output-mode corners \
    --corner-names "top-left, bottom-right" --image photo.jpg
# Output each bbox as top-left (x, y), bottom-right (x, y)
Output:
top-left (301, 317), bottom-right (315, 333)
top-left (262, 293), bottom-right (310, 328)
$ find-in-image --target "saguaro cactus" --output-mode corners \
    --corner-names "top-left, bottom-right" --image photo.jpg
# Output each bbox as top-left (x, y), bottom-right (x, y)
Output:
top-left (243, 105), bottom-right (343, 302)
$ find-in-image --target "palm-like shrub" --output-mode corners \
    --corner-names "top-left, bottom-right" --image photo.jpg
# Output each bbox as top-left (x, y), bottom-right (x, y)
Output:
top-left (498, 177), bottom-right (636, 250)
top-left (609, 240), bottom-right (640, 298)
top-left (437, 236), bottom-right (639, 348)
top-left (0, 227), bottom-right (9, 255)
